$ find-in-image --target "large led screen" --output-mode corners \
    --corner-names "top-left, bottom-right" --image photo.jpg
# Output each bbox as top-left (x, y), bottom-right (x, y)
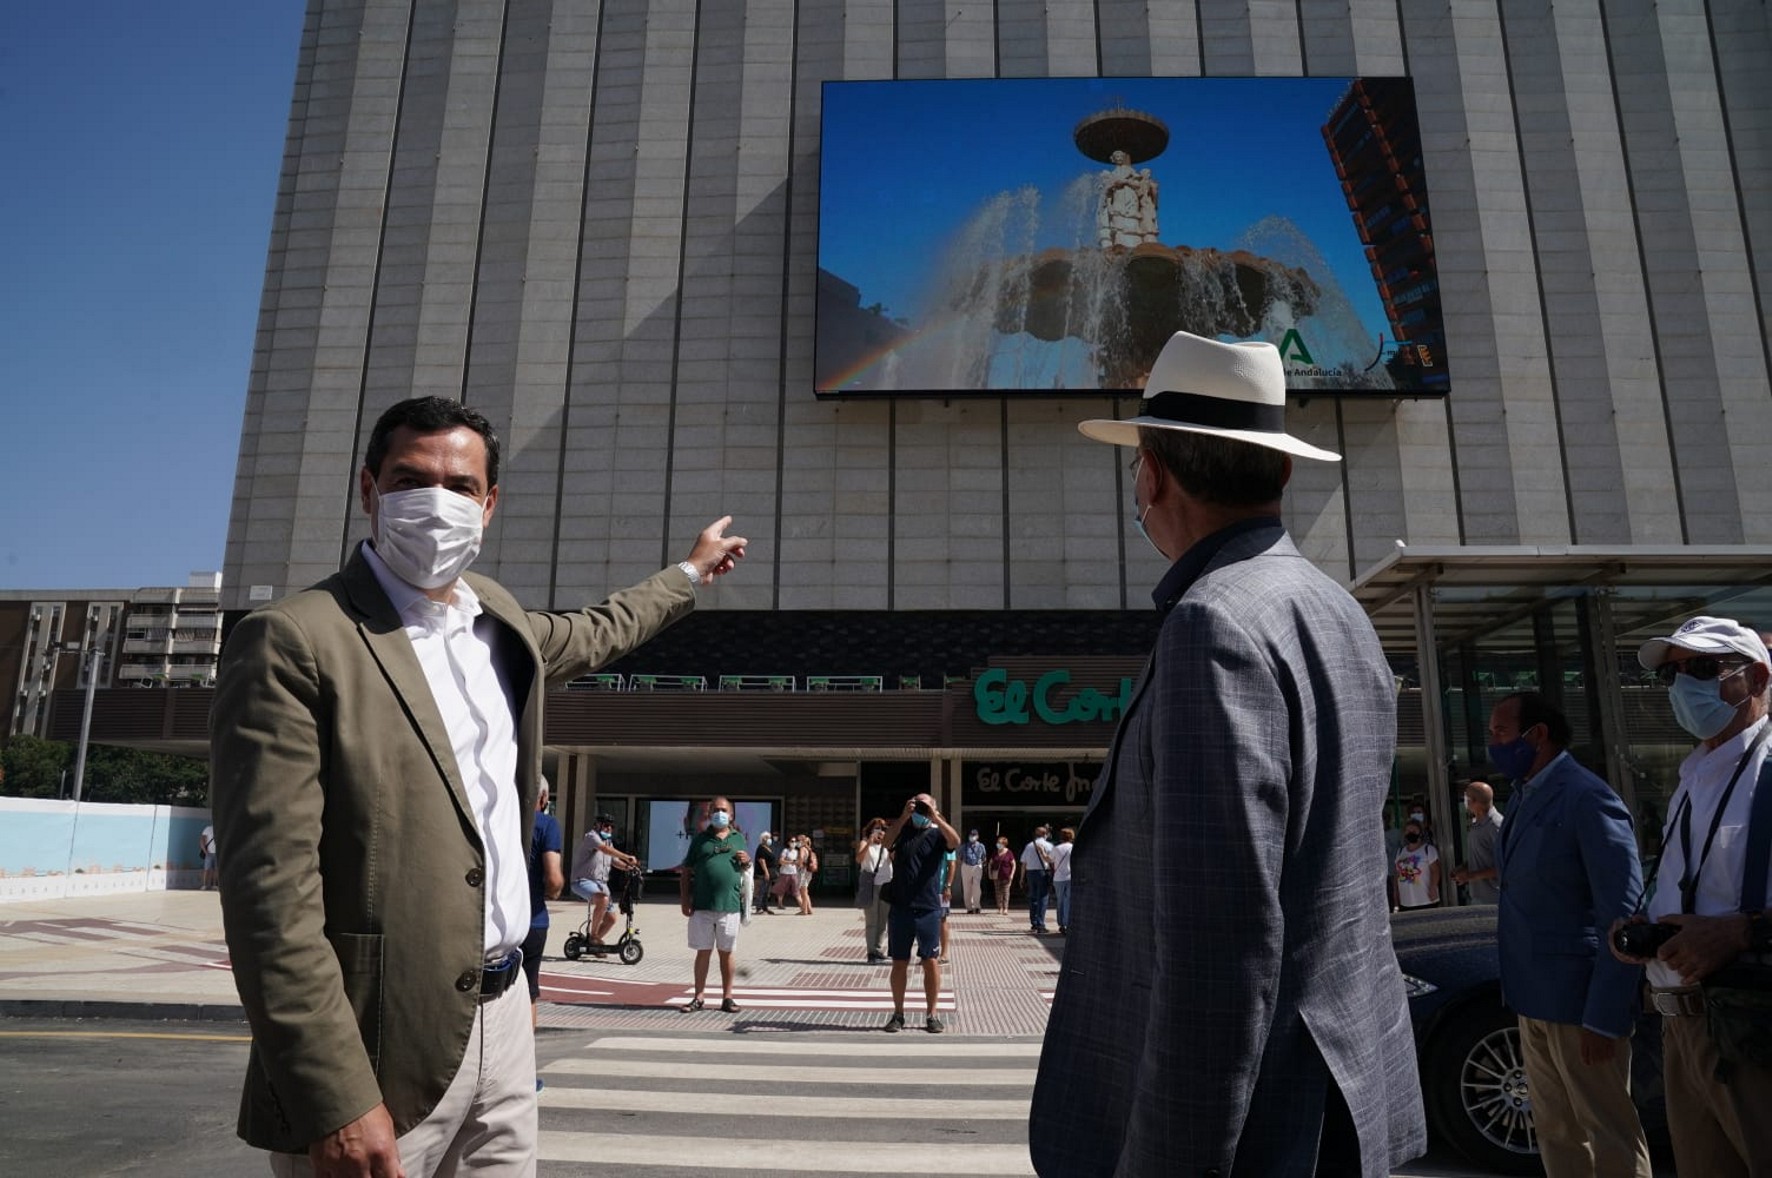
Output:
top-left (645, 799), bottom-right (774, 872)
top-left (816, 77), bottom-right (1445, 397)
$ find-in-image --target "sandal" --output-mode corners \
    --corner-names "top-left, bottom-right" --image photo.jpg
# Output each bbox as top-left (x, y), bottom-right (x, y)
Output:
top-left (681, 997), bottom-right (705, 1013)
top-left (720, 997), bottom-right (741, 1013)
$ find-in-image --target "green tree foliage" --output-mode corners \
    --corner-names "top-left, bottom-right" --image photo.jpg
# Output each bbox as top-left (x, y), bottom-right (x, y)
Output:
top-left (0, 735), bottom-right (69, 798)
top-left (0, 738), bottom-right (208, 806)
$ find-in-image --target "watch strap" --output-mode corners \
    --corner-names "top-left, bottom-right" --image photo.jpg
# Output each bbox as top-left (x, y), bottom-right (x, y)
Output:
top-left (677, 560), bottom-right (701, 586)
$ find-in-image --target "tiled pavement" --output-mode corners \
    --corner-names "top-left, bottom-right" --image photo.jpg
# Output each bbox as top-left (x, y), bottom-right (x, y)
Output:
top-left (0, 890), bottom-right (1064, 1035)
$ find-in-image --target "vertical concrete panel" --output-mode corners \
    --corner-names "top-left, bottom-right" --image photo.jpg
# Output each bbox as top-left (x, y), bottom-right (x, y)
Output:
top-left (1097, 0), bottom-right (1154, 76)
top-left (1341, 399), bottom-right (1409, 575)
top-left (360, 0), bottom-right (456, 412)
top-left (997, 0), bottom-right (1048, 77)
top-left (1605, 0), bottom-right (1745, 543)
top-left (1148, 2), bottom-right (1203, 75)
top-left (1043, 0), bottom-right (1098, 76)
top-left (410, 0), bottom-right (503, 394)
top-left (287, 0), bottom-right (414, 589)
top-left (1198, 0), bottom-right (1256, 75)
top-left (893, 400), bottom-right (1004, 609)
top-left (898, 0), bottom-right (947, 80)
top-left (1403, 0), bottom-right (1523, 545)
top-left (1708, 0), bottom-right (1772, 408)
top-left (1658, 0), bottom-right (1772, 540)
top-left (471, 0), bottom-right (588, 604)
top-left (1299, 0), bottom-right (1359, 76)
top-left (1006, 401), bottom-right (1120, 610)
top-left (777, 0), bottom-right (892, 610)
top-left (552, 0), bottom-right (652, 602)
top-left (1246, 0), bottom-right (1303, 75)
top-left (947, 0), bottom-right (996, 78)
top-left (1347, 0), bottom-right (1407, 74)
top-left (225, 4), bottom-right (326, 608)
top-left (1280, 398), bottom-right (1351, 577)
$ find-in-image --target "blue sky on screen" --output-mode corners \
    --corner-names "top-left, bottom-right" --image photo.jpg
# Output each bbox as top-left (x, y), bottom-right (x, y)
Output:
top-left (818, 76), bottom-right (1390, 346)
top-left (0, 3), bottom-right (304, 589)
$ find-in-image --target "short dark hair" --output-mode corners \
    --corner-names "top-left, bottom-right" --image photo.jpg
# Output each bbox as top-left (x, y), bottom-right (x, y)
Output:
top-left (364, 397), bottom-right (501, 488)
top-left (1498, 691), bottom-right (1572, 748)
top-left (1137, 427), bottom-right (1287, 507)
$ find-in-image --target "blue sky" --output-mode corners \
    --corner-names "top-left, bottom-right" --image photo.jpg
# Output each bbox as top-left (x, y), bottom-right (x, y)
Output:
top-left (0, 3), bottom-right (305, 589)
top-left (818, 77), bottom-right (1392, 386)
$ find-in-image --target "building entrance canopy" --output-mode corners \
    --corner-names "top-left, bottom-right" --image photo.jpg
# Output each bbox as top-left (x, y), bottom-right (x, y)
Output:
top-left (1350, 545), bottom-right (1772, 891)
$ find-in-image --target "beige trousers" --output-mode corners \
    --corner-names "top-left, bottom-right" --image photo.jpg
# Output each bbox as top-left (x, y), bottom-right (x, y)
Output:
top-left (1661, 1008), bottom-right (1772, 1177)
top-left (1517, 1015), bottom-right (1651, 1178)
top-left (270, 981), bottom-right (538, 1177)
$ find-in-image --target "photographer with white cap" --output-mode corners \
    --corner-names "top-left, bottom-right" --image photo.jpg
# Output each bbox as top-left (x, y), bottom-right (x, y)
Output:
top-left (1613, 615), bottom-right (1772, 1174)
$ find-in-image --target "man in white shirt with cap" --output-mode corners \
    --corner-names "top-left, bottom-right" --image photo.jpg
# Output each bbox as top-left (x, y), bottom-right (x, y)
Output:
top-left (1615, 615), bottom-right (1772, 1175)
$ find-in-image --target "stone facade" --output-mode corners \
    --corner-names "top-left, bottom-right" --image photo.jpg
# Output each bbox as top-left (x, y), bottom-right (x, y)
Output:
top-left (222, 0), bottom-right (1772, 611)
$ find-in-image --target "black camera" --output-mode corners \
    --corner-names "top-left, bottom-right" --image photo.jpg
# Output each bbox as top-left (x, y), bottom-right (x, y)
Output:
top-left (1612, 921), bottom-right (1679, 958)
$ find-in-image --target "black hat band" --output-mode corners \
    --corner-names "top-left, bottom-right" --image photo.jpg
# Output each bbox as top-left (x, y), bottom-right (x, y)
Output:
top-left (1144, 390), bottom-right (1285, 433)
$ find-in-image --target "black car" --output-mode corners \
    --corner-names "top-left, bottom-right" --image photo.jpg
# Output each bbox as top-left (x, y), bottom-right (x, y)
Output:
top-left (1391, 907), bottom-right (1665, 1174)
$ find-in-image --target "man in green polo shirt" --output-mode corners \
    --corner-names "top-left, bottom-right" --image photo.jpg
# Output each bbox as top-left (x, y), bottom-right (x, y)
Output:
top-left (678, 794), bottom-right (751, 1013)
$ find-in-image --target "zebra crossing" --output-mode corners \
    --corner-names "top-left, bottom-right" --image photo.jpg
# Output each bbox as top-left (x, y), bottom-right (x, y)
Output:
top-left (536, 1031), bottom-right (1042, 1175)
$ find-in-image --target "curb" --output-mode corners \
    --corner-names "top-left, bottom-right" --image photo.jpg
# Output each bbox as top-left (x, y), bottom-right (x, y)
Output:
top-left (0, 998), bottom-right (247, 1023)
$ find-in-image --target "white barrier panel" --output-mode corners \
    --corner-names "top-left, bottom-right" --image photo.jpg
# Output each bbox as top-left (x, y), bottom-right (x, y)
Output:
top-left (0, 797), bottom-right (211, 903)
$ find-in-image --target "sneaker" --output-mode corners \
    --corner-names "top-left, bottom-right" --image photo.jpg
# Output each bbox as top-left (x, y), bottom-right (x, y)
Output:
top-left (883, 1011), bottom-right (906, 1033)
top-left (926, 1015), bottom-right (945, 1034)
top-left (720, 997), bottom-right (741, 1013)
top-left (866, 951), bottom-right (885, 964)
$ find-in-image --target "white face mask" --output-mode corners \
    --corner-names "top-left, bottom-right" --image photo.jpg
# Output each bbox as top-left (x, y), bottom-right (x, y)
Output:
top-left (373, 486), bottom-right (484, 590)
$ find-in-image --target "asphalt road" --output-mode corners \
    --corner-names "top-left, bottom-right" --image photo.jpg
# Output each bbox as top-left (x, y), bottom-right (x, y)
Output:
top-left (0, 1016), bottom-right (1531, 1177)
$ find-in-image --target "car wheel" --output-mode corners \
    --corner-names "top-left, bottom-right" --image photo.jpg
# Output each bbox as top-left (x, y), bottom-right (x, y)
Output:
top-left (1426, 1001), bottom-right (1540, 1175)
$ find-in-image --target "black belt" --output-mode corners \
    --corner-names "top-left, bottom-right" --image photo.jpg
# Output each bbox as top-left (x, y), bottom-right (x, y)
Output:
top-left (477, 950), bottom-right (522, 1001)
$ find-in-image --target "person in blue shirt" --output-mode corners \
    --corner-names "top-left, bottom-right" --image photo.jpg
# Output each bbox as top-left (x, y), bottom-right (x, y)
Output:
top-left (881, 793), bottom-right (960, 1033)
top-left (958, 828), bottom-right (988, 913)
top-left (522, 779), bottom-right (564, 1045)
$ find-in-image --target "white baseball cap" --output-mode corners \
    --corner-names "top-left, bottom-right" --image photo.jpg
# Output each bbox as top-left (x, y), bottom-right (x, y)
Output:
top-left (1637, 615), bottom-right (1771, 670)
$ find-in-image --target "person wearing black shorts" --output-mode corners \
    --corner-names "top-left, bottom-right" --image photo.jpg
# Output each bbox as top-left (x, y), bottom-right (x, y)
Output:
top-left (881, 792), bottom-right (960, 1033)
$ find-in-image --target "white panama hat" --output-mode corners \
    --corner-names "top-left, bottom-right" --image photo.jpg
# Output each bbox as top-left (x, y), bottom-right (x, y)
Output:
top-left (1078, 330), bottom-right (1341, 462)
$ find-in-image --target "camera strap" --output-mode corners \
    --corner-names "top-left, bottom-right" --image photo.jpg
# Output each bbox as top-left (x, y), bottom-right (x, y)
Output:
top-left (1677, 722), bottom-right (1770, 914)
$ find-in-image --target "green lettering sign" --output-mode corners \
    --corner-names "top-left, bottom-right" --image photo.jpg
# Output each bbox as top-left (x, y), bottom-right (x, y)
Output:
top-left (974, 668), bottom-right (1134, 727)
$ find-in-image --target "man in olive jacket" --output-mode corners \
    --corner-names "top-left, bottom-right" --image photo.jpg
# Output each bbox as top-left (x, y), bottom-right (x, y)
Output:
top-left (212, 396), bottom-right (745, 1174)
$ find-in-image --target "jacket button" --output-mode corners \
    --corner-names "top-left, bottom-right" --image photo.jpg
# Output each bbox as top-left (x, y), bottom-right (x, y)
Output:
top-left (456, 969), bottom-right (478, 992)
top-left (465, 868), bottom-right (484, 887)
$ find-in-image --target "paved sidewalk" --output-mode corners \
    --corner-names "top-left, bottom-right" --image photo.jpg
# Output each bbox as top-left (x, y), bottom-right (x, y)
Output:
top-left (0, 890), bottom-right (1061, 1035)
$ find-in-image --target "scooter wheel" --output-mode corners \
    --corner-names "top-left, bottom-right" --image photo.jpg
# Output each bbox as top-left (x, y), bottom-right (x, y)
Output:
top-left (563, 933), bottom-right (585, 961)
top-left (619, 940), bottom-right (644, 965)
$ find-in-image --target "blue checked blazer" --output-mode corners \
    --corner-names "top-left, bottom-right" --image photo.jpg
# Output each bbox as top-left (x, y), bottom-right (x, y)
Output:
top-left (1494, 753), bottom-right (1643, 1036)
top-left (1030, 522), bottom-right (1426, 1177)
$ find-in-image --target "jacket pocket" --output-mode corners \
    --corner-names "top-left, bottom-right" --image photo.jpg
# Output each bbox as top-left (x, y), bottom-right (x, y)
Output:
top-left (327, 930), bottom-right (385, 1072)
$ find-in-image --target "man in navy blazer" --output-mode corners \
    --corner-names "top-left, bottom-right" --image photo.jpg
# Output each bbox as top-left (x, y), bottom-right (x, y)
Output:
top-left (1030, 332), bottom-right (1425, 1177)
top-left (1489, 691), bottom-right (1649, 1177)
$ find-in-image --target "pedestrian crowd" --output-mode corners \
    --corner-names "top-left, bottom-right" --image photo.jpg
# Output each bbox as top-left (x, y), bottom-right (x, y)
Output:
top-left (203, 333), bottom-right (1772, 1177)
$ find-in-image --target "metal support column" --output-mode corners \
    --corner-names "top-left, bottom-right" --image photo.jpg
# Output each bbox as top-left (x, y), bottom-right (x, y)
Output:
top-left (1580, 593), bottom-right (1638, 813)
top-left (1413, 583), bottom-right (1457, 907)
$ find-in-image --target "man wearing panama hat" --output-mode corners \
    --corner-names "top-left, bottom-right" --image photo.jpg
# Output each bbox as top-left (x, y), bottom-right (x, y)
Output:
top-left (1029, 331), bottom-right (1425, 1176)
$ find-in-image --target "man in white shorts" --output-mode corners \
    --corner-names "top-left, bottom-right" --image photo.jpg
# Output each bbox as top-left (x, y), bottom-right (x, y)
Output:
top-left (678, 795), bottom-right (750, 1013)
top-left (569, 813), bottom-right (638, 949)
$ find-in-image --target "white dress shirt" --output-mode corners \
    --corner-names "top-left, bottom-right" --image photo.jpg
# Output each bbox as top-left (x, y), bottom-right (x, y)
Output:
top-left (1646, 714), bottom-right (1772, 987)
top-left (365, 543), bottom-right (526, 960)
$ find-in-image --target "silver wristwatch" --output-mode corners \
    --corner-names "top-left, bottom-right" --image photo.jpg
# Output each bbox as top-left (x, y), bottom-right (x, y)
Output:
top-left (677, 560), bottom-right (702, 586)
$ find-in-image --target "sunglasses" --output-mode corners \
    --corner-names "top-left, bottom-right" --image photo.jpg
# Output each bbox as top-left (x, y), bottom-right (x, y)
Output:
top-left (1655, 656), bottom-right (1750, 687)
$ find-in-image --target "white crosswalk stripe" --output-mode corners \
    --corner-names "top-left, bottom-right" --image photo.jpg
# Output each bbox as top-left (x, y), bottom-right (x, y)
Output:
top-left (537, 1031), bottom-right (1040, 1175)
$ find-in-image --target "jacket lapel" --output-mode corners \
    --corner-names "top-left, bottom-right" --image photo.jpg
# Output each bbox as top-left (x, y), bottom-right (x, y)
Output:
top-left (1497, 757), bottom-right (1562, 871)
top-left (341, 552), bottom-right (480, 843)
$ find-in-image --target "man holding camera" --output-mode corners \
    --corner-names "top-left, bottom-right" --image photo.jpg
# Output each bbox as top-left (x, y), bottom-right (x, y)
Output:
top-left (1489, 691), bottom-right (1649, 1177)
top-left (881, 793), bottom-right (959, 1033)
top-left (1615, 617), bottom-right (1772, 1173)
